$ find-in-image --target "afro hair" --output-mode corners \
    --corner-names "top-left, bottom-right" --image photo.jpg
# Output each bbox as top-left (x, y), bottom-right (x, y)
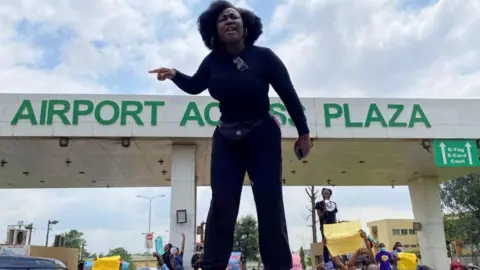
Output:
top-left (197, 0), bottom-right (263, 50)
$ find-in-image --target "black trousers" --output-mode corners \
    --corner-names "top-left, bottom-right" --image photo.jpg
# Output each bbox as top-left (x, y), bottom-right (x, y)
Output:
top-left (202, 116), bottom-right (292, 270)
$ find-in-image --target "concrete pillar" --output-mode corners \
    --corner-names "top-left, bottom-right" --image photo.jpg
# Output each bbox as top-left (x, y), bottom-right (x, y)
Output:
top-left (170, 145), bottom-right (196, 270)
top-left (409, 177), bottom-right (449, 270)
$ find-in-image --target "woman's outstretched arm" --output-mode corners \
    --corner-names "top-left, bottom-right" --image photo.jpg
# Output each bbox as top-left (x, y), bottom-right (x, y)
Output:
top-left (171, 54), bottom-right (212, 95)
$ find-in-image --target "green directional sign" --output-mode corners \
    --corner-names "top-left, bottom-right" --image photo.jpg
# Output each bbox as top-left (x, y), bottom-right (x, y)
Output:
top-left (433, 139), bottom-right (480, 167)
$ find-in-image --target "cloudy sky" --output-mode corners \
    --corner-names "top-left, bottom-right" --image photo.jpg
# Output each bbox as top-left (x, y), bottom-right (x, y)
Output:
top-left (0, 0), bottom-right (479, 254)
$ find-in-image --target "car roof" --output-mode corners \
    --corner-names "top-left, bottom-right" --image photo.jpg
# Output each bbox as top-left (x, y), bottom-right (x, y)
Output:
top-left (0, 256), bottom-right (66, 268)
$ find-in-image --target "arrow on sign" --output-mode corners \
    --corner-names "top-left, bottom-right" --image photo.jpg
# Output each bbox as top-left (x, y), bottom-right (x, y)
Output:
top-left (466, 142), bottom-right (473, 165)
top-left (439, 142), bottom-right (447, 164)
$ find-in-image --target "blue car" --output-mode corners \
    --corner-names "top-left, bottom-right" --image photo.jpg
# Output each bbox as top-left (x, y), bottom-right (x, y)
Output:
top-left (0, 255), bottom-right (68, 269)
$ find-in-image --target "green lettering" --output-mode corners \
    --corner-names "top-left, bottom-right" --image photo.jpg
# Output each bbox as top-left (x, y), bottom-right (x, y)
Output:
top-left (180, 102), bottom-right (205, 126)
top-left (409, 104), bottom-right (431, 128)
top-left (323, 103), bottom-right (342, 127)
top-left (95, 100), bottom-right (119, 125)
top-left (343, 104), bottom-right (362, 127)
top-left (270, 103), bottom-right (287, 125)
top-left (39, 100), bottom-right (47, 125)
top-left (388, 104), bottom-right (407, 127)
top-left (204, 102), bottom-right (220, 126)
top-left (121, 101), bottom-right (144, 126)
top-left (11, 100), bottom-right (37, 125)
top-left (72, 100), bottom-right (94, 125)
top-left (364, 104), bottom-right (387, 127)
top-left (144, 101), bottom-right (165, 126)
top-left (46, 100), bottom-right (70, 125)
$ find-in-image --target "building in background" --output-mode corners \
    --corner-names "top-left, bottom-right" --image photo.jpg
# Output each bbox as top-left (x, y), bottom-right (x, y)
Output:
top-left (131, 255), bottom-right (157, 269)
top-left (367, 219), bottom-right (419, 253)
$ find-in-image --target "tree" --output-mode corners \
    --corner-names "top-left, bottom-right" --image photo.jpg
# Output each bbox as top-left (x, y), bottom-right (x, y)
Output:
top-left (444, 217), bottom-right (462, 243)
top-left (62, 230), bottom-right (85, 249)
top-left (87, 253), bottom-right (98, 259)
top-left (234, 215), bottom-right (259, 262)
top-left (59, 230), bottom-right (89, 259)
top-left (440, 173), bottom-right (480, 216)
top-left (306, 256), bottom-right (312, 267)
top-left (440, 173), bottom-right (480, 251)
top-left (107, 247), bottom-right (132, 261)
top-left (299, 246), bottom-right (307, 270)
top-left (304, 186), bottom-right (319, 243)
top-left (107, 247), bottom-right (135, 270)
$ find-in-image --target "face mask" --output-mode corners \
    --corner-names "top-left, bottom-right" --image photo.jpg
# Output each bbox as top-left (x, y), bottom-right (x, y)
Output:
top-left (397, 247), bottom-right (403, 251)
top-left (380, 247), bottom-right (386, 252)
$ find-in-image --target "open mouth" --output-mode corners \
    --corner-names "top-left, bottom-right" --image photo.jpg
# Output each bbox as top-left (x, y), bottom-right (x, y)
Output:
top-left (225, 25), bottom-right (237, 34)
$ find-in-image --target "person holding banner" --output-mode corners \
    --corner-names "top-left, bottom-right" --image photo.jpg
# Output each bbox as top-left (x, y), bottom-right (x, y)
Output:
top-left (317, 230), bottom-right (378, 270)
top-left (391, 242), bottom-right (403, 270)
top-left (153, 252), bottom-right (169, 270)
top-left (162, 243), bottom-right (173, 270)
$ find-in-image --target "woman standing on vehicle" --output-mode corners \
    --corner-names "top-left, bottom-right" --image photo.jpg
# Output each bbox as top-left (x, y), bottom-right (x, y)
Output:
top-left (149, 1), bottom-right (311, 269)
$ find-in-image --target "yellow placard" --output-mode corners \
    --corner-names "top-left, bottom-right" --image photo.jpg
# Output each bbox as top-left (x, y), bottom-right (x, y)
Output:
top-left (93, 256), bottom-right (121, 270)
top-left (323, 220), bottom-right (363, 256)
top-left (397, 252), bottom-right (417, 270)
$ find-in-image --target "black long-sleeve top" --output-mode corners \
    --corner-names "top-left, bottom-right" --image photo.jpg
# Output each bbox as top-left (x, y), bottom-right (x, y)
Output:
top-left (190, 254), bottom-right (202, 270)
top-left (171, 45), bottom-right (309, 136)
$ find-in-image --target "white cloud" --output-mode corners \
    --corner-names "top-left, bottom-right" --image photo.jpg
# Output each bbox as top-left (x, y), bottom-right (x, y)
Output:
top-left (270, 0), bottom-right (480, 98)
top-left (0, 0), bottom-right (477, 254)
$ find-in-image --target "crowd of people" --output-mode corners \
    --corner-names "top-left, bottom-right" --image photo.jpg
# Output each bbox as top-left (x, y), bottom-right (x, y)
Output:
top-left (314, 231), bottom-right (426, 270)
top-left (153, 242), bottom-right (249, 270)
top-left (149, 184), bottom-right (424, 270)
top-left (313, 187), bottom-right (430, 270)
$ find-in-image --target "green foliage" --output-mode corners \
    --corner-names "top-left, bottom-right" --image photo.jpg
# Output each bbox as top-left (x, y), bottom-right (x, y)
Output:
top-left (444, 217), bottom-right (463, 243)
top-left (306, 256), bottom-right (312, 266)
top-left (233, 214), bottom-right (259, 262)
top-left (60, 230), bottom-right (89, 259)
top-left (441, 173), bottom-right (480, 215)
top-left (107, 247), bottom-right (132, 261)
top-left (441, 173), bottom-right (480, 249)
top-left (62, 230), bottom-right (84, 249)
top-left (106, 247), bottom-right (135, 270)
top-left (87, 253), bottom-right (97, 259)
top-left (299, 246), bottom-right (307, 270)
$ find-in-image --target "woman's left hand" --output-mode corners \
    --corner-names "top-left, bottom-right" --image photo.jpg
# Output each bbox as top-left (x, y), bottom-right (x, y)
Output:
top-left (295, 133), bottom-right (312, 159)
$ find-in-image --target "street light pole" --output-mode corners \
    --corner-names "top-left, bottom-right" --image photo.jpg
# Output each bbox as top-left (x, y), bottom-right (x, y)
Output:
top-left (137, 195), bottom-right (164, 268)
top-left (45, 220), bottom-right (59, 247)
top-left (136, 195), bottom-right (165, 234)
top-left (148, 199), bottom-right (152, 234)
top-left (45, 225), bottom-right (49, 247)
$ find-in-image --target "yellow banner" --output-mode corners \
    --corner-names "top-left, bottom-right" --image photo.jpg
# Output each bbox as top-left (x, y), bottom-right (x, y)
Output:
top-left (324, 221), bottom-right (363, 256)
top-left (397, 252), bottom-right (417, 270)
top-left (93, 256), bottom-right (121, 270)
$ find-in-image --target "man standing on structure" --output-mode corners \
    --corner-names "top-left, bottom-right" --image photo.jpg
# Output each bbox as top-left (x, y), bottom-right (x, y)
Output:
top-left (315, 188), bottom-right (338, 269)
